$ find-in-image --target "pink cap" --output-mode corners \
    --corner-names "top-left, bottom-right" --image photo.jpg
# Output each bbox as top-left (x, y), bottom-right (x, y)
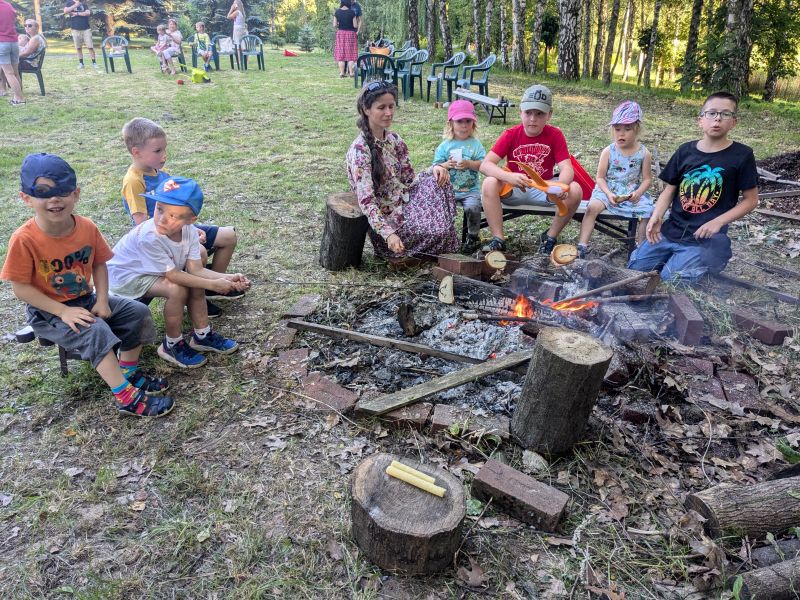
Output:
top-left (448, 100), bottom-right (477, 122)
top-left (609, 100), bottom-right (643, 125)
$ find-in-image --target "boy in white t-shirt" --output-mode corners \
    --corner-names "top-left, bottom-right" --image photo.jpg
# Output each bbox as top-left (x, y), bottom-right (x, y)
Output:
top-left (107, 176), bottom-right (250, 369)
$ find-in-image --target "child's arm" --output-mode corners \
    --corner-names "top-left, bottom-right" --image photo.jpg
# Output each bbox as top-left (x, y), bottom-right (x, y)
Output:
top-left (90, 262), bottom-right (112, 319)
top-left (480, 151), bottom-right (531, 190)
top-left (645, 183), bottom-right (676, 244)
top-left (594, 147), bottom-right (617, 204)
top-left (694, 187), bottom-right (758, 239)
top-left (163, 264), bottom-right (239, 294)
top-left (630, 149), bottom-right (653, 204)
top-left (186, 259), bottom-right (251, 289)
top-left (11, 282), bottom-right (95, 333)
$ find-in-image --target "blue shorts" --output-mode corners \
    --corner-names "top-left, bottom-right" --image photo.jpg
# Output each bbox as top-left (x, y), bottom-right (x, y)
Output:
top-left (195, 224), bottom-right (219, 251)
top-left (0, 42), bottom-right (20, 65)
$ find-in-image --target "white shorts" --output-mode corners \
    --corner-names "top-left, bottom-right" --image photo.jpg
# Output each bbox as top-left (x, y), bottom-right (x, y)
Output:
top-left (72, 29), bottom-right (94, 49)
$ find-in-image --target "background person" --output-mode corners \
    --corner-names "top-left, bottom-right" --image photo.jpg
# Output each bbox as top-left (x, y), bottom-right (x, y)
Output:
top-left (161, 19), bottom-right (183, 71)
top-left (333, 0), bottom-right (358, 78)
top-left (227, 0), bottom-right (248, 47)
top-left (0, 0), bottom-right (24, 105)
top-left (64, 0), bottom-right (98, 69)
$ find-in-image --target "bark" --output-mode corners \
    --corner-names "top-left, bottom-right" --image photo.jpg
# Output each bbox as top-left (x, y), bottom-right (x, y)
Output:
top-left (739, 557), bottom-right (800, 600)
top-left (601, 0), bottom-right (622, 84)
top-left (319, 193), bottom-right (369, 271)
top-left (610, 0), bottom-right (628, 75)
top-left (409, 0), bottom-right (420, 50)
top-left (558, 0), bottom-right (582, 79)
top-left (33, 0), bottom-right (42, 31)
top-left (642, 0), bottom-right (662, 88)
top-left (427, 0), bottom-right (438, 58)
top-left (500, 1), bottom-right (509, 67)
top-left (711, 0), bottom-right (754, 97)
top-left (472, 0), bottom-right (482, 58)
top-left (439, 0), bottom-right (453, 58)
top-left (527, 0), bottom-right (546, 72)
top-left (103, 11), bottom-right (115, 37)
top-left (484, 0), bottom-right (494, 55)
top-left (681, 0), bottom-right (704, 93)
top-left (763, 66), bottom-right (779, 102)
top-left (621, 0), bottom-right (634, 80)
top-left (511, 0), bottom-right (527, 70)
top-left (581, 0), bottom-right (591, 77)
top-left (591, 0), bottom-right (605, 78)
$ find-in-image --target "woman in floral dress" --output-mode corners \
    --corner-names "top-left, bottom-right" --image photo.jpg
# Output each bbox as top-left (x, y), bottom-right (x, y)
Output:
top-left (346, 82), bottom-right (459, 258)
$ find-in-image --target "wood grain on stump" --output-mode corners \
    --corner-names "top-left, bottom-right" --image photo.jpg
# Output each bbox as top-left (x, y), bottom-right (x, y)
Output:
top-left (350, 452), bottom-right (465, 574)
top-left (319, 192), bottom-right (369, 271)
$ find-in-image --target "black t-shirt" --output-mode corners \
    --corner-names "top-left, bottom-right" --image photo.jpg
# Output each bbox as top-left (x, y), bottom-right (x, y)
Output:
top-left (65, 0), bottom-right (90, 31)
top-left (335, 8), bottom-right (356, 31)
top-left (660, 140), bottom-right (758, 243)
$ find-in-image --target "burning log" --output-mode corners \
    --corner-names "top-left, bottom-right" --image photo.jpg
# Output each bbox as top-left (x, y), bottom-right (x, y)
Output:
top-left (558, 271), bottom-right (659, 303)
top-left (511, 327), bottom-right (613, 455)
top-left (351, 452), bottom-right (465, 574)
top-left (319, 192), bottom-right (369, 271)
top-left (735, 557), bottom-right (800, 599)
top-left (438, 273), bottom-right (519, 313)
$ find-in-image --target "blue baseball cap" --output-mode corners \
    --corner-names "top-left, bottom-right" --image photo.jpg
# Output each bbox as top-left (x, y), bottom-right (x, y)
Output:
top-left (141, 176), bottom-right (204, 216)
top-left (20, 153), bottom-right (78, 198)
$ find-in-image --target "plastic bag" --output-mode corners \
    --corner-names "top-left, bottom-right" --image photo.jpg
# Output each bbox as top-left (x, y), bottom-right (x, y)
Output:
top-left (191, 67), bottom-right (211, 83)
top-left (218, 36), bottom-right (235, 54)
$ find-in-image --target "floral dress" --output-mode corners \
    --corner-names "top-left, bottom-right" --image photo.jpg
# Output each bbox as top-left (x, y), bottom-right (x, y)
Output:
top-left (590, 143), bottom-right (654, 219)
top-left (346, 131), bottom-right (458, 258)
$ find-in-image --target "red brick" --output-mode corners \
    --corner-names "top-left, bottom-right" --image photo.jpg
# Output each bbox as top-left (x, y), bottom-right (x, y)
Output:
top-left (431, 266), bottom-right (452, 282)
top-left (673, 357), bottom-right (726, 404)
top-left (674, 357), bottom-right (714, 377)
top-left (265, 320), bottom-right (297, 352)
top-left (283, 294), bottom-right (321, 318)
top-left (472, 459), bottom-right (568, 531)
top-left (730, 307), bottom-right (793, 346)
top-left (718, 370), bottom-right (761, 412)
top-left (430, 404), bottom-right (509, 440)
top-left (438, 254), bottom-right (483, 278)
top-left (382, 402), bottom-right (434, 430)
top-left (299, 372), bottom-right (358, 413)
top-left (276, 348), bottom-right (309, 379)
top-left (669, 294), bottom-right (704, 346)
top-left (621, 400), bottom-right (658, 424)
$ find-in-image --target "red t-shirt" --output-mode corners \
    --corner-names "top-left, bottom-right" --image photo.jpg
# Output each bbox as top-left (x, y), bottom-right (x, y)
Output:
top-left (0, 1), bottom-right (18, 42)
top-left (490, 124), bottom-right (570, 180)
top-left (0, 215), bottom-right (113, 303)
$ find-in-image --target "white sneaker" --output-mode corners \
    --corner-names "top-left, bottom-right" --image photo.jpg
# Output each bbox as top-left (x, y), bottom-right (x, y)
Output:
top-left (78, 63), bottom-right (85, 69)
top-left (92, 62), bottom-right (99, 69)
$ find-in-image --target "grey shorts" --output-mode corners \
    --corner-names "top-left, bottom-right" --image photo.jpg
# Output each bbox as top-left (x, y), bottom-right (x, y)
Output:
top-left (0, 42), bottom-right (20, 65)
top-left (502, 186), bottom-right (550, 207)
top-left (26, 294), bottom-right (156, 368)
top-left (454, 191), bottom-right (481, 211)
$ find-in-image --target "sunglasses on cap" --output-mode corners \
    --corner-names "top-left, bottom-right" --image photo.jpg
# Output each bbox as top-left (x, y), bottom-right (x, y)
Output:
top-left (28, 184), bottom-right (76, 198)
top-left (365, 80), bottom-right (391, 92)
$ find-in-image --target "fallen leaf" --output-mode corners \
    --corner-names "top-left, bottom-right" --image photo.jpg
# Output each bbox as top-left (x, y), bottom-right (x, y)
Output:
top-left (64, 427), bottom-right (77, 437)
top-left (324, 414), bottom-right (340, 430)
top-left (129, 500), bottom-right (146, 512)
top-left (64, 467), bottom-right (84, 478)
top-left (326, 537), bottom-right (344, 561)
top-left (223, 499), bottom-right (236, 513)
top-left (457, 557), bottom-right (488, 587)
top-left (0, 493), bottom-right (12, 507)
top-left (545, 536), bottom-right (575, 546)
top-left (196, 529), bottom-right (210, 542)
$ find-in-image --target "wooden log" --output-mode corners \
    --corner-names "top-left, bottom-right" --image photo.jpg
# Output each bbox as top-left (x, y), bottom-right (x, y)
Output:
top-left (737, 556), bottom-right (800, 599)
top-left (350, 452), bottom-right (465, 574)
top-left (755, 208), bottom-right (800, 222)
top-left (715, 273), bottom-right (800, 304)
top-left (443, 273), bottom-right (519, 313)
top-left (511, 327), bottom-right (613, 454)
top-left (685, 477), bottom-right (800, 538)
top-left (319, 192), bottom-right (369, 271)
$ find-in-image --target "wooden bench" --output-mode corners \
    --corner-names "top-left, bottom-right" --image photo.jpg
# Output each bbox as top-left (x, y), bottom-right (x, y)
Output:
top-left (15, 325), bottom-right (80, 376)
top-left (454, 88), bottom-right (515, 124)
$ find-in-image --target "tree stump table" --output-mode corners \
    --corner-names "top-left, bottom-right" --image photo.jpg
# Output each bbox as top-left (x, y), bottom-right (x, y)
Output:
top-left (350, 452), bottom-right (465, 574)
top-left (319, 191), bottom-right (369, 271)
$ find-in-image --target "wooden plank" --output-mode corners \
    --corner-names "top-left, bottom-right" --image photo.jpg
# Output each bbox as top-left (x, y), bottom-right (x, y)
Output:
top-left (356, 350), bottom-right (534, 416)
top-left (757, 190), bottom-right (800, 200)
top-left (754, 260), bottom-right (800, 279)
top-left (715, 273), bottom-right (800, 304)
top-left (754, 208), bottom-right (800, 223)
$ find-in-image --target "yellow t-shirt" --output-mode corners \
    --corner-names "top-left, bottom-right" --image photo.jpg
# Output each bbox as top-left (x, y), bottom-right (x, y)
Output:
top-left (121, 164), bottom-right (169, 218)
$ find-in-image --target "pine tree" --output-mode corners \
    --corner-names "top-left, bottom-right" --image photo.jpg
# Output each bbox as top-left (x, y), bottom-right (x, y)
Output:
top-left (298, 23), bottom-right (315, 51)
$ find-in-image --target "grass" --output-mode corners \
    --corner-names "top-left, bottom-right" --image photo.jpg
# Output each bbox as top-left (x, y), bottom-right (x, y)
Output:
top-left (1, 46), bottom-right (799, 598)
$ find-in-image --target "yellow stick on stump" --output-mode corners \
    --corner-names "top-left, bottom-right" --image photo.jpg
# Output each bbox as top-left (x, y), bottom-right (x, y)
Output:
top-left (390, 460), bottom-right (436, 484)
top-left (386, 465), bottom-right (446, 497)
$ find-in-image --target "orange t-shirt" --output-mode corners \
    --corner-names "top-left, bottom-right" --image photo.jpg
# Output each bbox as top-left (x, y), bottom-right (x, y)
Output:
top-left (0, 215), bottom-right (113, 303)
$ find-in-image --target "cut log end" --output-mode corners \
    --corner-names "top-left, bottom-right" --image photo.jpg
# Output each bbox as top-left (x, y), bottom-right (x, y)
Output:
top-left (537, 327), bottom-right (614, 365)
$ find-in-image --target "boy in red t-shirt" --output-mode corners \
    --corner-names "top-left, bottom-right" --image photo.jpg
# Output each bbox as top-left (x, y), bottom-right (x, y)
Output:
top-left (479, 84), bottom-right (582, 254)
top-left (0, 153), bottom-right (174, 418)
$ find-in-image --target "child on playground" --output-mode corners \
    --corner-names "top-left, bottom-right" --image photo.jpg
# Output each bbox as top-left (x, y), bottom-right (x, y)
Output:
top-left (194, 22), bottom-right (213, 72)
top-left (151, 23), bottom-right (176, 74)
top-left (577, 101), bottom-right (653, 258)
top-left (479, 84), bottom-right (582, 255)
top-left (0, 153), bottom-right (175, 418)
top-left (433, 100), bottom-right (486, 252)
top-left (120, 117), bottom-right (241, 316)
top-left (107, 176), bottom-right (250, 369)
top-left (628, 91), bottom-right (758, 281)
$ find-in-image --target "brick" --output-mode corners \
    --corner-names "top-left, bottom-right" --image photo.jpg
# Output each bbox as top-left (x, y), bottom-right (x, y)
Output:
top-left (430, 404), bottom-right (509, 440)
top-left (603, 354), bottom-right (629, 388)
top-left (598, 303), bottom-right (657, 342)
top-left (472, 459), bottom-right (568, 531)
top-left (382, 402), bottom-right (434, 430)
top-left (621, 400), bottom-right (658, 424)
top-left (672, 357), bottom-right (726, 405)
top-left (265, 320), bottom-right (297, 352)
top-left (438, 254), bottom-right (483, 278)
top-left (730, 307), bottom-right (793, 346)
top-left (275, 348), bottom-right (309, 379)
top-left (669, 294), bottom-right (704, 346)
top-left (431, 265), bottom-right (453, 282)
top-left (674, 357), bottom-right (714, 377)
top-left (283, 294), bottom-right (321, 318)
top-left (299, 372), bottom-right (358, 413)
top-left (718, 370), bottom-right (761, 412)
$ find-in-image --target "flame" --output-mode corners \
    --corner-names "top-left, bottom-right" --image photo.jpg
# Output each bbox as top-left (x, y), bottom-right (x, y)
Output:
top-left (499, 295), bottom-right (534, 325)
top-left (542, 298), bottom-right (599, 312)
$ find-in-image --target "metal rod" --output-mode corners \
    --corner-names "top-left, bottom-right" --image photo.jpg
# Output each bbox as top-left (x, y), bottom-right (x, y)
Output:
top-left (592, 293), bottom-right (668, 303)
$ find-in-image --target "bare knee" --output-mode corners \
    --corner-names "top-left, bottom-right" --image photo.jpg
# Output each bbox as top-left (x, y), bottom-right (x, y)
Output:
top-left (163, 280), bottom-right (189, 302)
top-left (215, 226), bottom-right (237, 249)
top-left (586, 199), bottom-right (605, 216)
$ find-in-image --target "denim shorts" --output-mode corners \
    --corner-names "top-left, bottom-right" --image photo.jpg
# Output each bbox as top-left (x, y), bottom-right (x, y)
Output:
top-left (0, 42), bottom-right (20, 65)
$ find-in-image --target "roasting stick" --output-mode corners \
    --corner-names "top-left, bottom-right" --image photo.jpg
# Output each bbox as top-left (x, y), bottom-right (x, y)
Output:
top-left (385, 465), bottom-right (446, 497)
top-left (558, 271), bottom-right (660, 303)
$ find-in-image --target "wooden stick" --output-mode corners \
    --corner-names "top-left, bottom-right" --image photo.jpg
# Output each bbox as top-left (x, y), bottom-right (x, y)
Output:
top-left (463, 314), bottom-right (540, 323)
top-left (390, 460), bottom-right (436, 483)
top-left (754, 208), bottom-right (800, 223)
top-left (593, 293), bottom-right (668, 303)
top-left (385, 465), bottom-right (446, 497)
top-left (754, 260), bottom-right (800, 279)
top-left (715, 273), bottom-right (800, 304)
top-left (558, 271), bottom-right (660, 303)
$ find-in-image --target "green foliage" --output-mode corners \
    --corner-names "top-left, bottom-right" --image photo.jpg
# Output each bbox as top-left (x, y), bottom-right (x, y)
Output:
top-left (297, 23), bottom-right (315, 50)
top-left (751, 0), bottom-right (800, 78)
top-left (731, 575), bottom-right (744, 599)
top-left (776, 437), bottom-right (800, 464)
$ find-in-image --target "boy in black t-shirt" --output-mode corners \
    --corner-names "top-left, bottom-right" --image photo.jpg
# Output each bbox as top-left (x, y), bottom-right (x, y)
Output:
top-left (628, 91), bottom-right (758, 281)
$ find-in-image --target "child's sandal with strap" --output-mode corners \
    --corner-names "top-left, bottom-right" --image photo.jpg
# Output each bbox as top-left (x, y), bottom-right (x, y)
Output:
top-left (116, 387), bottom-right (175, 418)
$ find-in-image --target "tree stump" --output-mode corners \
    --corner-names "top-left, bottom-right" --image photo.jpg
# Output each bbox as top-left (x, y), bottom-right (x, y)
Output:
top-left (738, 556), bottom-right (800, 599)
top-left (319, 192), bottom-right (369, 271)
top-left (511, 327), bottom-right (613, 454)
top-left (685, 477), bottom-right (800, 538)
top-left (350, 452), bottom-right (466, 574)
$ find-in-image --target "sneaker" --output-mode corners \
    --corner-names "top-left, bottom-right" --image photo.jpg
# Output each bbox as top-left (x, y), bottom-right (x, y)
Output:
top-left (9, 99), bottom-right (25, 107)
top-left (157, 339), bottom-right (208, 368)
top-left (577, 244), bottom-right (589, 259)
top-left (78, 63), bottom-right (85, 69)
top-left (189, 330), bottom-right (239, 354)
top-left (461, 235), bottom-right (481, 254)
top-left (116, 386), bottom-right (175, 418)
top-left (204, 64), bottom-right (211, 72)
top-left (124, 368), bottom-right (169, 396)
top-left (538, 231), bottom-right (557, 255)
top-left (206, 288), bottom-right (245, 300)
top-left (481, 236), bottom-right (506, 253)
top-left (92, 62), bottom-right (99, 69)
top-left (206, 300), bottom-right (223, 318)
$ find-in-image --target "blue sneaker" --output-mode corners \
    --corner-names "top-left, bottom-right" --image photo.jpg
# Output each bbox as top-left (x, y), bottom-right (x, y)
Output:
top-left (157, 339), bottom-right (208, 368)
top-left (189, 329), bottom-right (239, 354)
top-left (116, 387), bottom-right (175, 418)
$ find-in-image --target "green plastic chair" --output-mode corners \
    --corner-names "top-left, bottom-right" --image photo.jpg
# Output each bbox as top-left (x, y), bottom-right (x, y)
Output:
top-left (212, 34), bottom-right (239, 70)
top-left (426, 52), bottom-right (465, 103)
top-left (186, 33), bottom-right (198, 68)
top-left (408, 49), bottom-right (428, 99)
top-left (101, 36), bottom-right (132, 74)
top-left (392, 40), bottom-right (412, 56)
top-left (456, 53), bottom-right (496, 96)
top-left (394, 48), bottom-right (418, 101)
top-left (239, 34), bottom-right (264, 70)
top-left (19, 47), bottom-right (46, 95)
top-left (355, 53), bottom-right (398, 90)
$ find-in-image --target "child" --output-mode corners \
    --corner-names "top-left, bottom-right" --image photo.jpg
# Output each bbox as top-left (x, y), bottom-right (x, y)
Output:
top-left (479, 84), bottom-right (583, 254)
top-left (433, 100), bottom-right (486, 252)
top-left (0, 153), bottom-right (174, 418)
top-left (628, 92), bottom-right (758, 282)
top-left (194, 22), bottom-right (213, 72)
top-left (18, 33), bottom-right (30, 48)
top-left (151, 24), bottom-right (176, 74)
top-left (120, 117), bottom-right (241, 316)
top-left (577, 101), bottom-right (653, 258)
top-left (107, 176), bottom-right (250, 368)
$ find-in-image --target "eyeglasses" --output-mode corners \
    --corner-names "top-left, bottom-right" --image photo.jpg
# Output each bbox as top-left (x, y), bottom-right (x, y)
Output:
top-left (29, 184), bottom-right (75, 198)
top-left (700, 110), bottom-right (736, 120)
top-left (366, 81), bottom-right (391, 92)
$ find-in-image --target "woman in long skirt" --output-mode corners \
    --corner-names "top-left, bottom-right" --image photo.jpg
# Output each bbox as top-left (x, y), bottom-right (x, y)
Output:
top-left (333, 0), bottom-right (358, 77)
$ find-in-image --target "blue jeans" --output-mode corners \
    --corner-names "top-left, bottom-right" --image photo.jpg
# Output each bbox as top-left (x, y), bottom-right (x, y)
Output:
top-left (628, 233), bottom-right (732, 282)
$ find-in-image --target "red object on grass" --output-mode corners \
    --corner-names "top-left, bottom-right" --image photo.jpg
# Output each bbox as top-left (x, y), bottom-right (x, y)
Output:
top-left (176, 79), bottom-right (184, 85)
top-left (569, 155), bottom-right (596, 200)
top-left (283, 49), bottom-right (298, 57)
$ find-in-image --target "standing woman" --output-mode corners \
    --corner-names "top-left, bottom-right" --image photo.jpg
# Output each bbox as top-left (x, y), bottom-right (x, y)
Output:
top-left (346, 82), bottom-right (458, 258)
top-left (0, 0), bottom-right (24, 105)
top-left (333, 0), bottom-right (358, 78)
top-left (227, 0), bottom-right (247, 47)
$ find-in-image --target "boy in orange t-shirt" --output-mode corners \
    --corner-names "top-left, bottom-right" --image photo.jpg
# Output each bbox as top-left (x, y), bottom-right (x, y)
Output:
top-left (0, 153), bottom-right (175, 418)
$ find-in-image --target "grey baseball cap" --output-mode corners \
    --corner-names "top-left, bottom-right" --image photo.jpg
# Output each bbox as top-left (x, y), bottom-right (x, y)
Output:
top-left (520, 84), bottom-right (553, 112)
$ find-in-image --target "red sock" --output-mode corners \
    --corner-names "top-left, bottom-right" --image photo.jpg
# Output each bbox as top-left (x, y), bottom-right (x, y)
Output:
top-left (112, 382), bottom-right (137, 406)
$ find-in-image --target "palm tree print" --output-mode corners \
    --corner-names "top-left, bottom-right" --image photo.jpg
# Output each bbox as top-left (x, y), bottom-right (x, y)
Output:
top-left (679, 165), bottom-right (724, 213)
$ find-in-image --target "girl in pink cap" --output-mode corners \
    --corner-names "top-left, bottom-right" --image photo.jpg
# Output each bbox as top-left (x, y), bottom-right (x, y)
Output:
top-left (577, 100), bottom-right (654, 258)
top-left (433, 100), bottom-right (487, 252)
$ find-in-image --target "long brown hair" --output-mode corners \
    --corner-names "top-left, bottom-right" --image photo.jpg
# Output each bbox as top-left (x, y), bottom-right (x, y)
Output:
top-left (355, 82), bottom-right (398, 191)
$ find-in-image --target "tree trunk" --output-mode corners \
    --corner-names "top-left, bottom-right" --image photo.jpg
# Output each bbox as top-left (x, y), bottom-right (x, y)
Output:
top-left (511, 327), bottom-right (613, 454)
top-left (409, 0), bottom-right (420, 49)
top-left (500, 1), bottom-right (509, 67)
top-left (319, 192), bottom-right (369, 271)
top-left (739, 557), bottom-right (800, 600)
top-left (642, 0), bottom-right (661, 88)
top-left (511, 0), bottom-right (527, 70)
top-left (591, 0), bottom-right (605, 78)
top-left (681, 0), bottom-right (704, 93)
top-left (484, 0), bottom-right (495, 55)
top-left (473, 0), bottom-right (483, 58)
top-left (685, 477), bottom-right (800, 538)
top-left (621, 0), bottom-right (634, 80)
top-left (611, 0), bottom-right (629, 76)
top-left (528, 0), bottom-right (546, 72)
top-left (711, 0), bottom-right (754, 97)
top-left (763, 64), bottom-right (779, 102)
top-left (427, 0), bottom-right (438, 58)
top-left (33, 0), bottom-right (42, 31)
top-left (439, 0), bottom-right (453, 58)
top-left (558, 0), bottom-right (581, 78)
top-left (581, 0), bottom-right (592, 77)
top-left (351, 453), bottom-right (466, 574)
top-left (601, 0), bottom-right (622, 84)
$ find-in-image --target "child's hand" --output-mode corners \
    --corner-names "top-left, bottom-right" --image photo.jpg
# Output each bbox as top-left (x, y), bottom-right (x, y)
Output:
top-left (387, 233), bottom-right (405, 254)
top-left (694, 219), bottom-right (723, 239)
top-left (195, 228), bottom-right (207, 245)
top-left (607, 193), bottom-right (620, 206)
top-left (455, 160), bottom-right (467, 170)
top-left (212, 279), bottom-right (237, 294)
top-left (226, 273), bottom-right (251, 291)
top-left (59, 306), bottom-right (96, 333)
top-left (441, 160), bottom-right (457, 170)
top-left (645, 216), bottom-right (663, 244)
top-left (507, 172), bottom-right (532, 190)
top-left (91, 299), bottom-right (112, 320)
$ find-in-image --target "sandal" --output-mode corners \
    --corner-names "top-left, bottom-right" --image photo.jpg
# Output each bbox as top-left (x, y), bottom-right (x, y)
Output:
top-left (124, 368), bottom-right (169, 395)
top-left (116, 387), bottom-right (175, 418)
top-left (10, 99), bottom-right (25, 106)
